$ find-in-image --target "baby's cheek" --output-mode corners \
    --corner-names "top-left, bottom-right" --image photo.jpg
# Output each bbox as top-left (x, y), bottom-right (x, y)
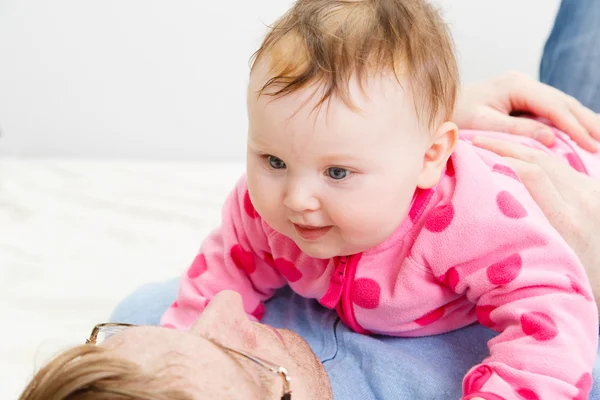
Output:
top-left (349, 198), bottom-right (406, 229)
top-left (337, 214), bottom-right (394, 250)
top-left (248, 185), bottom-right (278, 220)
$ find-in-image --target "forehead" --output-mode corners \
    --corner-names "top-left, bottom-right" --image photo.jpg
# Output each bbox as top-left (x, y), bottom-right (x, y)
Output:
top-left (101, 326), bottom-right (261, 397)
top-left (101, 326), bottom-right (206, 358)
top-left (247, 60), bottom-right (424, 144)
top-left (253, 66), bottom-right (413, 114)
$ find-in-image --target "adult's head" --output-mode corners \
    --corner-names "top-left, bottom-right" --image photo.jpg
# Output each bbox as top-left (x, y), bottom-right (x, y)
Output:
top-left (20, 291), bottom-right (332, 400)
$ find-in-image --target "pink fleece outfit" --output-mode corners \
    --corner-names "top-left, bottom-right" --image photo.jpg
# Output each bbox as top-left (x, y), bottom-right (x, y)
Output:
top-left (162, 129), bottom-right (599, 400)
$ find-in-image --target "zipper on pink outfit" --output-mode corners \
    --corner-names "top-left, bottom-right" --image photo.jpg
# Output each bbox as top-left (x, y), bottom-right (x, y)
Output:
top-left (336, 254), bottom-right (369, 334)
top-left (320, 257), bottom-right (348, 309)
top-left (320, 254), bottom-right (369, 333)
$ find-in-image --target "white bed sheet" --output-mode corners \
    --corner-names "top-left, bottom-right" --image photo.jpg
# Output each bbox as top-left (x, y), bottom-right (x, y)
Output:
top-left (0, 159), bottom-right (245, 399)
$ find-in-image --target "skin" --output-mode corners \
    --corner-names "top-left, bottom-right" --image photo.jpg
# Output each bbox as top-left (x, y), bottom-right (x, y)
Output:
top-left (246, 58), bottom-right (458, 259)
top-left (454, 75), bottom-right (600, 399)
top-left (454, 71), bottom-right (600, 312)
top-left (103, 290), bottom-right (333, 399)
top-left (94, 74), bottom-right (599, 400)
top-left (243, 66), bottom-right (600, 400)
top-left (97, 74), bottom-right (600, 400)
top-left (473, 136), bottom-right (600, 313)
top-left (453, 71), bottom-right (600, 152)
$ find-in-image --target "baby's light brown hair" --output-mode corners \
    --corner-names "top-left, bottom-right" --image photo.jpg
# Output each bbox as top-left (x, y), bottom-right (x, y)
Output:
top-left (251, 0), bottom-right (459, 128)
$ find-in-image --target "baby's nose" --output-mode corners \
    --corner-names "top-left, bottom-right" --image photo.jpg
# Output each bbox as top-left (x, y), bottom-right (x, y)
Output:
top-left (283, 182), bottom-right (320, 212)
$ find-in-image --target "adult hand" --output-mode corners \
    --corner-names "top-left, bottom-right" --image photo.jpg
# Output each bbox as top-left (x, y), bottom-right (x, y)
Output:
top-left (473, 136), bottom-right (600, 308)
top-left (454, 72), bottom-right (600, 152)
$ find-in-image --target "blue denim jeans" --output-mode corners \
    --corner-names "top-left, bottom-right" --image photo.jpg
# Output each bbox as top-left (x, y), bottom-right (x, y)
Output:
top-left (540, 0), bottom-right (600, 112)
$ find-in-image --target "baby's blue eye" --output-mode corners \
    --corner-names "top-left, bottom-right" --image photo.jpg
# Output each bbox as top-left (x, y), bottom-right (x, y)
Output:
top-left (327, 167), bottom-right (349, 180)
top-left (267, 156), bottom-right (286, 169)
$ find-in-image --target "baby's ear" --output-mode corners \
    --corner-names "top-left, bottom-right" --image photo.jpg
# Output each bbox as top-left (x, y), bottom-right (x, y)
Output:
top-left (416, 121), bottom-right (458, 189)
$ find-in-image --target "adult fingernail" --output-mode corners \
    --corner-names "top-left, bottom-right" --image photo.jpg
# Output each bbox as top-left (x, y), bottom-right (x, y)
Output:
top-left (534, 129), bottom-right (554, 145)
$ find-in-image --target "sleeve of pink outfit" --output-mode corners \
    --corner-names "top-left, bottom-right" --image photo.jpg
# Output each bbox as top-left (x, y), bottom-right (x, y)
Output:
top-left (160, 177), bottom-right (286, 330)
top-left (410, 144), bottom-right (598, 400)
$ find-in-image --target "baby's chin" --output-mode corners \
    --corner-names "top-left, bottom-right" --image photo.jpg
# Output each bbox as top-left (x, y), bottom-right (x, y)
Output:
top-left (293, 238), bottom-right (360, 259)
top-left (272, 223), bottom-right (368, 258)
top-left (288, 237), bottom-right (338, 259)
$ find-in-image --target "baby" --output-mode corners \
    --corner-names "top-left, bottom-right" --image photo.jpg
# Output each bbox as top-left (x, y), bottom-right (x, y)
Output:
top-left (162, 0), bottom-right (599, 398)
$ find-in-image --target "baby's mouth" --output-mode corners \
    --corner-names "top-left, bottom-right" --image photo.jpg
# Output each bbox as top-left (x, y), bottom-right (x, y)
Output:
top-left (293, 224), bottom-right (333, 240)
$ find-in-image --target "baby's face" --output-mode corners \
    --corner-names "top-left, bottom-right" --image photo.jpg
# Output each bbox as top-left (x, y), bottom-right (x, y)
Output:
top-left (246, 64), bottom-right (432, 258)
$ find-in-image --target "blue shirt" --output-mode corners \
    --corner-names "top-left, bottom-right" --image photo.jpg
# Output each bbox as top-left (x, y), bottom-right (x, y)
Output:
top-left (111, 279), bottom-right (599, 399)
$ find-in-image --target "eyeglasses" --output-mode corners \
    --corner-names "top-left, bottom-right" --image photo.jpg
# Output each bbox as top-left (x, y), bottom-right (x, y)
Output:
top-left (87, 323), bottom-right (292, 400)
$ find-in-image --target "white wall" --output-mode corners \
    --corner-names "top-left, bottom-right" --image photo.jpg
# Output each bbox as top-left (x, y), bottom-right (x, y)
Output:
top-left (0, 0), bottom-right (561, 161)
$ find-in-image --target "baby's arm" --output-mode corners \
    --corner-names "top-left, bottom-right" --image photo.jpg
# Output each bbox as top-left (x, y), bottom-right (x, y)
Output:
top-left (456, 243), bottom-right (597, 400)
top-left (412, 148), bottom-right (597, 400)
top-left (161, 177), bottom-right (286, 330)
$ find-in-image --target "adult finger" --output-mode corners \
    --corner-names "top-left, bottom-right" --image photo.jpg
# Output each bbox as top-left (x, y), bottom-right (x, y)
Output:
top-left (471, 136), bottom-right (553, 166)
top-left (473, 110), bottom-right (556, 146)
top-left (473, 136), bottom-right (586, 203)
top-left (503, 157), bottom-right (569, 231)
top-left (568, 99), bottom-right (600, 145)
top-left (510, 82), bottom-right (597, 152)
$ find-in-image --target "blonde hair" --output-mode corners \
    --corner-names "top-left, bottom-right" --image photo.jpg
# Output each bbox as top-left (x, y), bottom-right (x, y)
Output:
top-left (19, 345), bottom-right (193, 400)
top-left (251, 0), bottom-right (459, 127)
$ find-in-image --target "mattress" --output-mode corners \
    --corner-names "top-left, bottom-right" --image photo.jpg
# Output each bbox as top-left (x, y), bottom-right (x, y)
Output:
top-left (0, 159), bottom-right (244, 398)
